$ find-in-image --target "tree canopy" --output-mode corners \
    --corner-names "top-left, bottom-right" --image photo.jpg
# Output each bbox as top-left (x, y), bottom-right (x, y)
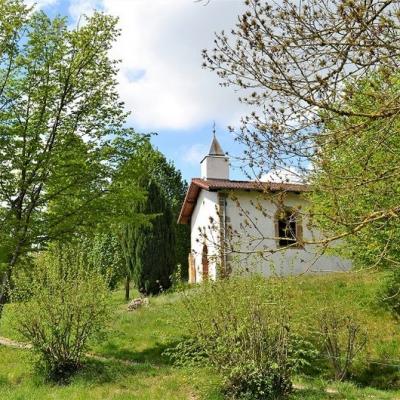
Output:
top-left (0, 3), bottom-right (139, 311)
top-left (310, 71), bottom-right (400, 268)
top-left (130, 179), bottom-right (176, 295)
top-left (116, 135), bottom-right (189, 299)
top-left (203, 0), bottom-right (400, 263)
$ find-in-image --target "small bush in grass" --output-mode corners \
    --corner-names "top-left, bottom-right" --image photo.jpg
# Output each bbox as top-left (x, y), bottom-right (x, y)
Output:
top-left (12, 243), bottom-right (111, 381)
top-left (163, 337), bottom-right (208, 367)
top-left (317, 307), bottom-right (367, 381)
top-left (180, 275), bottom-right (311, 400)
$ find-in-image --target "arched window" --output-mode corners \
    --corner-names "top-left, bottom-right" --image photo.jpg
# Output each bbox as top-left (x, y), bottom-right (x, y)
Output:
top-left (275, 208), bottom-right (303, 248)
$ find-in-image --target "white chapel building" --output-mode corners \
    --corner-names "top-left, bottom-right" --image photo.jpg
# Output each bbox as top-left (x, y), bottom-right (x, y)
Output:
top-left (178, 135), bottom-right (351, 283)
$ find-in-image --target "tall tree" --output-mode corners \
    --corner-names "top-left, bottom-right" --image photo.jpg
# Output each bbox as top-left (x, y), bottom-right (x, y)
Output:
top-left (0, 5), bottom-right (128, 315)
top-left (116, 135), bottom-right (189, 299)
top-left (130, 179), bottom-right (176, 295)
top-left (135, 138), bottom-right (189, 278)
top-left (83, 132), bottom-right (153, 300)
top-left (203, 0), bottom-right (400, 260)
top-left (310, 71), bottom-right (400, 269)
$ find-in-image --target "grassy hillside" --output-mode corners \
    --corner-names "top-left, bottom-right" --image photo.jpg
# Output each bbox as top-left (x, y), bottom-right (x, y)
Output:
top-left (0, 272), bottom-right (400, 399)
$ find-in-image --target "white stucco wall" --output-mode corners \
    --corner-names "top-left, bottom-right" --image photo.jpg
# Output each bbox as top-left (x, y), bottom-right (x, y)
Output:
top-left (190, 189), bottom-right (220, 282)
top-left (191, 189), bottom-right (351, 279)
top-left (200, 155), bottom-right (229, 180)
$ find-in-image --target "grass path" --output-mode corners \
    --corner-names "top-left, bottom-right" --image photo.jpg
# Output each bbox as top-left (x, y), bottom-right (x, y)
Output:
top-left (0, 336), bottom-right (156, 368)
top-left (0, 336), bottom-right (31, 349)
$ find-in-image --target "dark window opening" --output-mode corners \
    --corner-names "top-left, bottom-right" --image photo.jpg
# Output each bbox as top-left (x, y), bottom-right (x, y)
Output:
top-left (277, 210), bottom-right (297, 247)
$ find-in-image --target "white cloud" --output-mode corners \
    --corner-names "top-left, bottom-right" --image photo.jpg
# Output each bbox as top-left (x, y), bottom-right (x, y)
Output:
top-left (181, 143), bottom-right (208, 166)
top-left (68, 0), bottom-right (99, 22)
top-left (26, 0), bottom-right (59, 8)
top-left (28, 0), bottom-right (247, 131)
top-left (98, 0), bottom-right (247, 130)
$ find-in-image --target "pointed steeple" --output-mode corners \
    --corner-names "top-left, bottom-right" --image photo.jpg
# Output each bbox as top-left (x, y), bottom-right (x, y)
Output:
top-left (200, 128), bottom-right (230, 180)
top-left (208, 133), bottom-right (225, 156)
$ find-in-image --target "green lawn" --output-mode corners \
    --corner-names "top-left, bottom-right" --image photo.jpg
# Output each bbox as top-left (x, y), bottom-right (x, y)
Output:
top-left (1, 272), bottom-right (400, 399)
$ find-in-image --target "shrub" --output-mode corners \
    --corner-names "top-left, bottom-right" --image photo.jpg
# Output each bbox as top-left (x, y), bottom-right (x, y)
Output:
top-left (381, 268), bottom-right (400, 317)
top-left (85, 232), bottom-right (125, 290)
top-left (181, 276), bottom-right (304, 400)
top-left (163, 337), bottom-right (208, 367)
top-left (12, 243), bottom-right (111, 381)
top-left (168, 263), bottom-right (189, 293)
top-left (317, 307), bottom-right (368, 381)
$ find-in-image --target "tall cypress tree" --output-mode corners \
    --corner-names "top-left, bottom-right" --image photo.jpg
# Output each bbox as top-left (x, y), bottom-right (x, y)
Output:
top-left (132, 180), bottom-right (176, 295)
top-left (119, 223), bottom-right (136, 300)
top-left (133, 139), bottom-right (189, 279)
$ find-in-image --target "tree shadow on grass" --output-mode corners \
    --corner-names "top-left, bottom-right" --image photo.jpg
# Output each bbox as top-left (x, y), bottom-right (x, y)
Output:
top-left (68, 339), bottom-right (184, 385)
top-left (0, 376), bottom-right (9, 387)
top-left (97, 339), bottom-right (181, 366)
top-left (352, 362), bottom-right (400, 390)
top-left (43, 358), bottom-right (162, 387)
top-left (20, 339), bottom-right (184, 388)
top-left (73, 358), bottom-right (157, 385)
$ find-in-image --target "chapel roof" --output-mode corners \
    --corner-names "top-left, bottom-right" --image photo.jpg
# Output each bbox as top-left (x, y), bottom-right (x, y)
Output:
top-left (177, 178), bottom-right (310, 224)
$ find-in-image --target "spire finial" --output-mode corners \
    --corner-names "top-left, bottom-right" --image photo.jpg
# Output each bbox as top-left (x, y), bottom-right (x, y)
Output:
top-left (212, 121), bottom-right (216, 138)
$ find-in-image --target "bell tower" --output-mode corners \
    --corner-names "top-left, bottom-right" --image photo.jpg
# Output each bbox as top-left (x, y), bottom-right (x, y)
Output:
top-left (200, 133), bottom-right (230, 180)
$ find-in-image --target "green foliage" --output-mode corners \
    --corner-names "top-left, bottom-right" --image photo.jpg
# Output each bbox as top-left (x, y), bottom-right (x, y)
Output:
top-left (288, 333), bottom-right (320, 375)
top-left (181, 276), bottom-right (300, 399)
top-left (316, 307), bottom-right (368, 381)
top-left (12, 243), bottom-right (111, 381)
top-left (0, 8), bottom-right (126, 249)
top-left (129, 180), bottom-right (176, 295)
top-left (0, 271), bottom-right (399, 398)
top-left (111, 133), bottom-right (188, 299)
top-left (146, 146), bottom-right (189, 278)
top-left (356, 362), bottom-right (400, 391)
top-left (105, 132), bottom-right (152, 228)
top-left (168, 264), bottom-right (189, 293)
top-left (115, 134), bottom-right (189, 281)
top-left (0, 2), bottom-right (143, 313)
top-left (380, 268), bottom-right (400, 317)
top-left (85, 233), bottom-right (125, 290)
top-left (163, 337), bottom-right (208, 367)
top-left (310, 70), bottom-right (400, 269)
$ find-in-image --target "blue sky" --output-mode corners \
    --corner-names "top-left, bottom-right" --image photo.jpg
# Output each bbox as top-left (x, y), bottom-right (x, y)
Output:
top-left (31, 0), bottom-right (249, 182)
